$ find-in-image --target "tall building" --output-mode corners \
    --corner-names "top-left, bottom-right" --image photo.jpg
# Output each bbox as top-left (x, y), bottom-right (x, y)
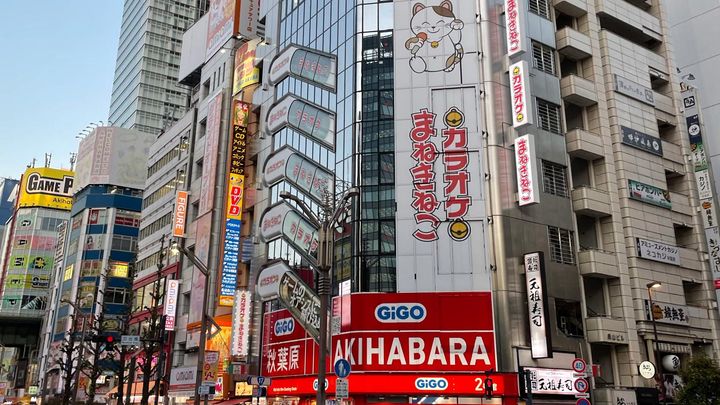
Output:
top-left (108, 0), bottom-right (202, 135)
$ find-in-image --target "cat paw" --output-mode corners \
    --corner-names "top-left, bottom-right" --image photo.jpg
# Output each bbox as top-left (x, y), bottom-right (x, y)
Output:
top-left (451, 19), bottom-right (464, 30)
top-left (410, 57), bottom-right (427, 73)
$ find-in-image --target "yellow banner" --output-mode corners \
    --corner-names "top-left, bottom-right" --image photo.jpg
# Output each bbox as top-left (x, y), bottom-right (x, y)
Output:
top-left (226, 174), bottom-right (245, 221)
top-left (18, 167), bottom-right (75, 210)
top-left (233, 39), bottom-right (261, 94)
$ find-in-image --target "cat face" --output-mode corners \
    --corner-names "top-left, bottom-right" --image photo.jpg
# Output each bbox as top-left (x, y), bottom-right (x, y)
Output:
top-left (410, 1), bottom-right (456, 42)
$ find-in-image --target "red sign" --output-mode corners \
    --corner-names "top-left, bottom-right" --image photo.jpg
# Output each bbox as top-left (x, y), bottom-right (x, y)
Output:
top-left (173, 191), bottom-right (188, 237)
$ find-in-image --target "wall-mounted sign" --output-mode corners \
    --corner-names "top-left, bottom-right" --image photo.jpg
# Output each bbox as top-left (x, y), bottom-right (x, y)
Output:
top-left (690, 142), bottom-right (708, 172)
top-left (686, 114), bottom-right (702, 145)
top-left (238, 0), bottom-right (261, 40)
top-left (644, 300), bottom-right (690, 325)
top-left (705, 227), bottom-right (720, 276)
top-left (259, 202), bottom-right (320, 264)
top-left (628, 180), bottom-right (671, 209)
top-left (524, 368), bottom-right (579, 395)
top-left (263, 146), bottom-right (335, 204)
top-left (18, 167), bottom-right (75, 210)
top-left (164, 279), bottom-right (180, 330)
top-left (278, 271), bottom-right (321, 343)
top-left (524, 252), bottom-right (551, 358)
top-left (266, 95), bottom-right (336, 149)
top-left (256, 260), bottom-right (292, 301)
top-left (636, 237), bottom-right (680, 265)
top-left (509, 61), bottom-right (532, 128)
top-left (638, 361), bottom-right (656, 379)
top-left (233, 39), bottom-right (261, 95)
top-left (515, 135), bottom-right (540, 206)
top-left (505, 0), bottom-right (526, 58)
top-left (219, 173), bottom-right (243, 307)
top-left (621, 126), bottom-right (663, 156)
top-left (173, 191), bottom-right (189, 238)
top-left (199, 92), bottom-right (223, 216)
top-left (231, 290), bottom-right (252, 356)
top-left (695, 169), bottom-right (712, 199)
top-left (268, 44), bottom-right (337, 91)
top-left (614, 75), bottom-right (655, 106)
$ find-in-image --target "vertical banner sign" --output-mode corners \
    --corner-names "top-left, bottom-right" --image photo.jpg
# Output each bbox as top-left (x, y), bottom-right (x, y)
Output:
top-left (394, 0), bottom-right (489, 292)
top-left (199, 93), bottom-right (223, 216)
top-left (231, 290), bottom-right (252, 356)
top-left (509, 60), bottom-right (532, 128)
top-left (681, 88), bottom-right (720, 300)
top-left (173, 191), bottom-right (189, 238)
top-left (233, 39), bottom-right (261, 95)
top-left (165, 280), bottom-right (180, 330)
top-left (219, 100), bottom-right (250, 307)
top-left (524, 252), bottom-right (551, 358)
top-left (203, 351), bottom-right (220, 386)
top-left (514, 134), bottom-right (540, 206)
top-left (504, 0), bottom-right (526, 58)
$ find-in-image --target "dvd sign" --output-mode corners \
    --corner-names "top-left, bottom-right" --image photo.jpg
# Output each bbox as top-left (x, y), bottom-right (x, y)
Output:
top-left (375, 303), bottom-right (426, 323)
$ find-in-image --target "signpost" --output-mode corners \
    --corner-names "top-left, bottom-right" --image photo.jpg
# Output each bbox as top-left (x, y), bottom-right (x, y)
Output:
top-left (572, 358), bottom-right (590, 401)
top-left (336, 378), bottom-right (349, 399)
top-left (247, 376), bottom-right (272, 387)
top-left (278, 271), bottom-right (321, 343)
top-left (334, 359), bottom-right (351, 378)
top-left (120, 335), bottom-right (140, 346)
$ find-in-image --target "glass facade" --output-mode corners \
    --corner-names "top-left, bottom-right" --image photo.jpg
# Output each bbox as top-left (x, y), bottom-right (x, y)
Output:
top-left (268, 0), bottom-right (396, 292)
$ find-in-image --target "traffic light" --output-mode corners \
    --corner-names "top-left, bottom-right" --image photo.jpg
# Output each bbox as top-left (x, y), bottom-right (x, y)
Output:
top-left (104, 335), bottom-right (116, 352)
top-left (484, 377), bottom-right (494, 399)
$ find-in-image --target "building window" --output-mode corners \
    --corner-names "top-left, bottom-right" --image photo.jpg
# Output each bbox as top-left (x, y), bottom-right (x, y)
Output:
top-left (528, 0), bottom-right (550, 19)
top-left (111, 235), bottom-right (137, 252)
top-left (542, 160), bottom-right (569, 197)
top-left (555, 299), bottom-right (584, 337)
top-left (548, 226), bottom-right (575, 264)
top-left (105, 287), bottom-right (128, 305)
top-left (537, 99), bottom-right (562, 135)
top-left (532, 42), bottom-right (556, 75)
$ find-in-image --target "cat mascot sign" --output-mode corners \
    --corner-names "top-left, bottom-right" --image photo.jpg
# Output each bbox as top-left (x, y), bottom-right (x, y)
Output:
top-left (404, 0), bottom-right (465, 73)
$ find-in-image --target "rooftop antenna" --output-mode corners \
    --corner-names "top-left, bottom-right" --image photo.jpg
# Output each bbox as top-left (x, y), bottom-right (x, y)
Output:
top-left (44, 153), bottom-right (52, 168)
top-left (69, 152), bottom-right (77, 171)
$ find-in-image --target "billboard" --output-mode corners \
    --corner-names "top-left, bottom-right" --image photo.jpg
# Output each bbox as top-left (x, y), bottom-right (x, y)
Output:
top-left (18, 167), bottom-right (74, 210)
top-left (394, 0), bottom-right (489, 292)
top-left (233, 39), bottom-right (261, 94)
top-left (266, 95), bottom-right (336, 149)
top-left (268, 45), bottom-right (337, 91)
top-left (509, 60), bottom-right (532, 128)
top-left (199, 92), bottom-right (223, 216)
top-left (206, 0), bottom-right (237, 60)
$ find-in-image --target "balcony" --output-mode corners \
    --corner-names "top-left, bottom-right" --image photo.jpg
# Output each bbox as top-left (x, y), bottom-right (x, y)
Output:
top-left (556, 27), bottom-right (592, 60)
top-left (561, 75), bottom-right (598, 107)
top-left (553, 0), bottom-right (587, 17)
top-left (566, 128), bottom-right (604, 160)
top-left (596, 0), bottom-right (662, 46)
top-left (572, 186), bottom-right (611, 217)
top-left (654, 91), bottom-right (676, 115)
top-left (578, 249), bottom-right (619, 278)
top-left (585, 316), bottom-right (629, 344)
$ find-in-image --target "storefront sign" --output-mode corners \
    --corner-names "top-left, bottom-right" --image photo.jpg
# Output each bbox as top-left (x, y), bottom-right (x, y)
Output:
top-left (233, 39), bottom-right (261, 94)
top-left (203, 351), bottom-right (220, 385)
top-left (628, 180), bottom-right (671, 209)
top-left (644, 300), bottom-right (690, 325)
top-left (18, 167), bottom-right (75, 210)
top-left (701, 200), bottom-right (718, 228)
top-left (219, 173), bottom-right (243, 307)
top-left (524, 252), bottom-right (550, 358)
top-left (259, 202), bottom-right (320, 264)
top-left (170, 366), bottom-right (197, 391)
top-left (278, 271), bottom-right (321, 342)
top-left (256, 260), bottom-right (292, 301)
top-left (705, 227), bottom-right (720, 275)
top-left (656, 342), bottom-right (691, 354)
top-left (515, 135), bottom-right (540, 206)
top-left (164, 279), bottom-right (180, 330)
top-left (510, 61), bottom-right (532, 128)
top-left (614, 390), bottom-right (638, 405)
top-left (505, 0), bottom-right (526, 57)
top-left (621, 126), bottom-right (663, 156)
top-left (231, 290), bottom-right (252, 356)
top-left (268, 44), bottom-right (337, 91)
top-left (636, 238), bottom-right (680, 265)
top-left (524, 368), bottom-right (579, 395)
top-left (614, 75), bottom-right (655, 106)
top-left (172, 191), bottom-right (188, 237)
top-left (690, 142), bottom-right (708, 171)
top-left (695, 169), bottom-right (712, 199)
top-left (266, 95), bottom-right (336, 149)
top-left (263, 146), bottom-right (334, 204)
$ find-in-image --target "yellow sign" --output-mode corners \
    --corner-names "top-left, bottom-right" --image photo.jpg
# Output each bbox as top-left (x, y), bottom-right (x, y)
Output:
top-left (226, 174), bottom-right (245, 221)
top-left (18, 167), bottom-right (75, 210)
top-left (63, 264), bottom-right (74, 281)
top-left (233, 39), bottom-right (261, 94)
top-left (109, 262), bottom-right (129, 278)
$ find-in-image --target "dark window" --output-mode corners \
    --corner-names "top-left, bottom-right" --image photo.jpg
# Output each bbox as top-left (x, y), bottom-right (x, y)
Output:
top-left (542, 160), bottom-right (569, 197)
top-left (548, 226), bottom-right (575, 264)
top-left (532, 42), bottom-right (556, 75)
top-left (537, 99), bottom-right (562, 135)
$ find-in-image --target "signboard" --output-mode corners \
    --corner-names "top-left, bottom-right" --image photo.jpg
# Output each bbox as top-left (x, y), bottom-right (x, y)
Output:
top-left (524, 252), bottom-right (550, 358)
top-left (203, 351), bottom-right (220, 386)
top-left (173, 191), bottom-right (189, 237)
top-left (199, 93), bottom-right (223, 216)
top-left (231, 289), bottom-right (252, 356)
top-left (268, 44), bottom-right (337, 91)
top-left (336, 378), bottom-right (349, 399)
top-left (266, 95), bottom-right (336, 149)
top-left (614, 390), bottom-right (638, 405)
top-left (238, 0), bottom-right (261, 39)
top-left (638, 361), bottom-right (656, 379)
top-left (256, 260), bottom-right (292, 301)
top-left (278, 271), bottom-right (321, 342)
top-left (164, 279), bottom-right (180, 330)
top-left (621, 126), bottom-right (663, 156)
top-left (18, 167), bottom-right (75, 210)
top-left (509, 61), bottom-right (532, 128)
top-left (636, 238), bottom-right (680, 265)
top-left (170, 366), bottom-right (197, 391)
top-left (206, 0), bottom-right (237, 61)
top-left (219, 173), bottom-right (243, 307)
top-left (524, 368), bottom-right (580, 395)
top-left (614, 75), bottom-right (655, 106)
top-left (505, 0), bottom-right (526, 58)
top-left (644, 300), bottom-right (690, 325)
top-left (695, 169), bottom-right (712, 199)
top-left (628, 180), bottom-right (671, 209)
top-left (259, 202), bottom-right (320, 264)
top-left (515, 135), bottom-right (540, 206)
top-left (263, 146), bottom-right (335, 203)
top-left (233, 39), bottom-right (261, 94)
top-left (121, 335), bottom-right (141, 346)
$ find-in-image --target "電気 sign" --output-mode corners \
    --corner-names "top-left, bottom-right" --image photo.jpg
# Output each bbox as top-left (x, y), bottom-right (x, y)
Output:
top-left (515, 135), bottom-right (540, 206)
top-left (509, 61), bottom-right (532, 128)
top-left (231, 290), bottom-right (252, 356)
top-left (504, 0), bottom-right (526, 58)
top-left (621, 126), bottom-right (663, 157)
top-left (266, 95), bottom-right (336, 149)
top-left (268, 44), bottom-right (337, 91)
top-left (636, 238), bottom-right (680, 265)
top-left (164, 279), bottom-right (180, 330)
top-left (18, 167), bottom-right (75, 210)
top-left (628, 179), bottom-right (671, 209)
top-left (259, 202), bottom-right (320, 264)
top-left (524, 252), bottom-right (550, 358)
top-left (263, 146), bottom-right (334, 204)
top-left (205, 0), bottom-right (236, 61)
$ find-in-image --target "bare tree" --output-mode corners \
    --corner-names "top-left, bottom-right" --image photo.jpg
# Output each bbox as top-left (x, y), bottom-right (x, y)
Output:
top-left (54, 312), bottom-right (82, 405)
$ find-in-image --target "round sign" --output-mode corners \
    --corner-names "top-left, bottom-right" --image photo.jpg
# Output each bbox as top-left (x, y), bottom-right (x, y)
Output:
top-left (638, 361), bottom-right (656, 379)
top-left (334, 359), bottom-right (351, 378)
top-left (572, 358), bottom-right (587, 373)
top-left (576, 398), bottom-right (591, 405)
top-left (574, 378), bottom-right (589, 393)
top-left (662, 355), bottom-right (680, 372)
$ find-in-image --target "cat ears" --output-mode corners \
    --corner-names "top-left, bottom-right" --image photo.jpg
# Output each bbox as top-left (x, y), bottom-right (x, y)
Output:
top-left (413, 1), bottom-right (453, 15)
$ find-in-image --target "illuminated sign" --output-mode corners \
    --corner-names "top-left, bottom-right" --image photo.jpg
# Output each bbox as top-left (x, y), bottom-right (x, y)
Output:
top-left (266, 95), bottom-right (336, 149)
top-left (263, 146), bottom-right (334, 204)
top-left (173, 191), bottom-right (188, 238)
top-left (256, 260), bottom-right (292, 301)
top-left (509, 61), bottom-right (531, 128)
top-left (268, 44), bottom-right (337, 91)
top-left (231, 289), bottom-right (252, 356)
top-left (18, 167), bottom-right (75, 210)
top-left (504, 0), bottom-right (526, 57)
top-left (524, 252), bottom-right (551, 358)
top-left (628, 179), bottom-right (671, 209)
top-left (514, 135), bottom-right (540, 206)
top-left (278, 271), bottom-right (321, 343)
top-left (259, 202), bottom-right (320, 264)
top-left (164, 279), bottom-right (180, 330)
top-left (524, 368), bottom-right (579, 395)
top-left (374, 303), bottom-right (426, 323)
top-left (415, 378), bottom-right (448, 391)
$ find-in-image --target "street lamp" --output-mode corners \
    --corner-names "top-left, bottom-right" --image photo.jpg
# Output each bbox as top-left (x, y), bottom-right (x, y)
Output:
top-left (169, 240), bottom-right (211, 405)
top-left (646, 282), bottom-right (663, 399)
top-left (279, 187), bottom-right (360, 405)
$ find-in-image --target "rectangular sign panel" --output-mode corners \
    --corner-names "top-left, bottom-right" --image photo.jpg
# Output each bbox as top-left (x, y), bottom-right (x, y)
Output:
top-left (509, 60), bottom-right (532, 128)
top-left (505, 0), bottom-right (526, 58)
top-left (164, 279), bottom-right (180, 330)
top-left (614, 75), bottom-right (655, 106)
top-left (231, 289), bottom-right (252, 356)
top-left (206, 0), bottom-right (237, 61)
top-left (515, 134), bottom-right (540, 206)
top-left (636, 238), bottom-right (680, 266)
top-left (173, 191), bottom-right (189, 238)
top-left (524, 252), bottom-right (550, 358)
top-left (199, 93), bottom-right (223, 216)
top-left (18, 167), bottom-right (75, 210)
top-left (644, 300), bottom-right (690, 325)
top-left (621, 126), bottom-right (663, 156)
top-left (628, 179), bottom-right (671, 209)
top-left (268, 45), bottom-right (337, 91)
top-left (266, 95), bottom-right (336, 149)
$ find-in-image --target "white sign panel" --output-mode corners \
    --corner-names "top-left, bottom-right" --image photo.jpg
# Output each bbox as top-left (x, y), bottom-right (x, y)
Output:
top-left (524, 252), bottom-right (550, 358)
top-left (525, 368), bottom-right (580, 395)
top-left (614, 390), bottom-right (638, 405)
top-left (256, 261), bottom-right (292, 301)
top-left (705, 227), bottom-right (720, 276)
top-left (509, 60), bottom-right (532, 128)
top-left (164, 279), bottom-right (180, 330)
top-left (266, 95), bottom-right (336, 149)
top-left (504, 0), bottom-right (526, 58)
top-left (268, 45), bottom-right (337, 91)
top-left (336, 378), bottom-right (349, 399)
top-left (394, 0), bottom-right (489, 292)
top-left (263, 146), bottom-right (335, 204)
top-left (636, 237), bottom-right (680, 265)
top-left (259, 202), bottom-right (320, 264)
top-left (231, 290), bottom-right (252, 356)
top-left (170, 366), bottom-right (197, 390)
top-left (644, 300), bottom-right (690, 325)
top-left (696, 169), bottom-right (712, 199)
top-left (238, 0), bottom-right (261, 39)
top-left (515, 134), bottom-right (540, 206)
top-left (121, 335), bottom-right (141, 346)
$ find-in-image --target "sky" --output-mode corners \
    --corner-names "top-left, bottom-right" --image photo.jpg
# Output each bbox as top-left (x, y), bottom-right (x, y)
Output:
top-left (0, 1), bottom-right (124, 179)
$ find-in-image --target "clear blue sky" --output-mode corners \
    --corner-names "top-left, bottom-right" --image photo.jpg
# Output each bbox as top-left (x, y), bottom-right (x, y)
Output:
top-left (0, 1), bottom-right (124, 179)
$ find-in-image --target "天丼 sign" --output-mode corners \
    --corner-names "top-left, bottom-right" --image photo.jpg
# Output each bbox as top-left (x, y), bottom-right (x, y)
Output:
top-left (515, 135), bottom-right (540, 206)
top-left (628, 180), bottom-right (671, 209)
top-left (268, 44), bottom-right (337, 91)
top-left (524, 252), bottom-right (550, 358)
top-left (636, 238), bottom-right (680, 266)
top-left (509, 61), bottom-right (532, 128)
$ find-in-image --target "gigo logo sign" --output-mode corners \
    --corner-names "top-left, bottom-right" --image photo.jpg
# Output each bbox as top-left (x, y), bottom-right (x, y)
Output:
top-left (375, 303), bottom-right (426, 323)
top-left (274, 317), bottom-right (295, 336)
top-left (415, 377), bottom-right (448, 391)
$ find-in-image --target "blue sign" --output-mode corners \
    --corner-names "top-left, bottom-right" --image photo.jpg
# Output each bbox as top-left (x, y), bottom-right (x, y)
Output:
top-left (220, 219), bottom-right (241, 300)
top-left (576, 398), bottom-right (591, 405)
top-left (241, 238), bottom-right (253, 262)
top-left (334, 359), bottom-right (351, 378)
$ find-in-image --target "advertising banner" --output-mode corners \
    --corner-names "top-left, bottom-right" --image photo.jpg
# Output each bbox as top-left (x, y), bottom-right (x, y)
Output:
top-left (644, 300), bottom-right (690, 325)
top-left (509, 61), bottom-right (532, 128)
top-left (189, 213), bottom-right (212, 326)
top-left (233, 39), bottom-right (261, 94)
top-left (199, 92), bottom-right (223, 216)
top-left (206, 0), bottom-right (237, 61)
top-left (18, 167), bottom-right (75, 210)
top-left (173, 191), bottom-right (189, 238)
top-left (262, 146), bottom-right (335, 204)
top-left (259, 202), bottom-right (320, 264)
top-left (524, 252), bottom-right (551, 358)
top-left (266, 95), bottom-right (336, 149)
top-left (628, 179), bottom-right (671, 209)
top-left (164, 279), bottom-right (180, 330)
top-left (636, 238), bottom-right (680, 266)
top-left (268, 44), bottom-right (337, 91)
top-left (621, 126), bottom-right (663, 156)
top-left (504, 0), bottom-right (526, 58)
top-left (231, 289), bottom-right (252, 356)
top-left (515, 134), bottom-right (540, 206)
top-left (203, 351), bottom-right (220, 385)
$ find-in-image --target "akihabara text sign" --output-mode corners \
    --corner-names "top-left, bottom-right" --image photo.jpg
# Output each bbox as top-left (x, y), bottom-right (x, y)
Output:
top-left (259, 202), bottom-right (320, 264)
top-left (266, 95), bottom-right (336, 149)
top-left (268, 44), bottom-right (337, 91)
top-left (509, 61), bottom-right (532, 128)
top-left (263, 146), bottom-right (334, 204)
top-left (514, 135), bottom-right (540, 206)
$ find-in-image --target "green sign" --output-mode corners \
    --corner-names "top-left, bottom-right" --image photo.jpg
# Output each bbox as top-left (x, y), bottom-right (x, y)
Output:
top-left (628, 180), bottom-right (671, 209)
